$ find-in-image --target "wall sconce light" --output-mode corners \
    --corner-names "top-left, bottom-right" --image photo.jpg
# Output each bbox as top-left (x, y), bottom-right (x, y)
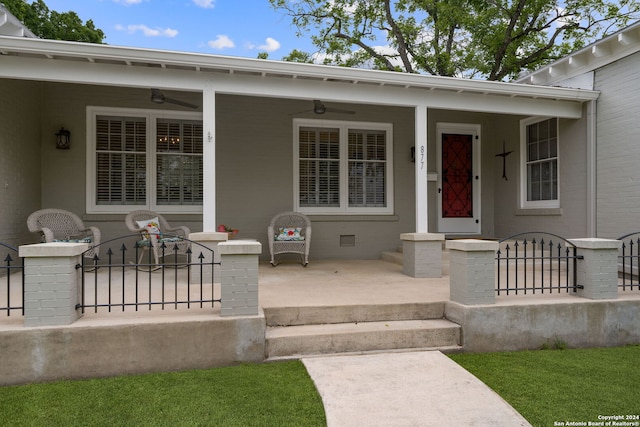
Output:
top-left (55, 127), bottom-right (71, 150)
top-left (410, 146), bottom-right (415, 163)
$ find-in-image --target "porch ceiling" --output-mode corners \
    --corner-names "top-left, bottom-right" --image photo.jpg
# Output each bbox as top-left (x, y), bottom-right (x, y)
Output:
top-left (0, 36), bottom-right (599, 110)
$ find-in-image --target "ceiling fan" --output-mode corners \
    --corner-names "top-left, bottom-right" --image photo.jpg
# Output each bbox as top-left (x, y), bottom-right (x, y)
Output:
top-left (150, 88), bottom-right (198, 109)
top-left (291, 99), bottom-right (356, 115)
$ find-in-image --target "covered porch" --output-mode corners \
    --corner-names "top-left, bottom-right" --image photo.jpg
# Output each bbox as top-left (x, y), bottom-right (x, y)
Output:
top-left (0, 36), bottom-right (600, 263)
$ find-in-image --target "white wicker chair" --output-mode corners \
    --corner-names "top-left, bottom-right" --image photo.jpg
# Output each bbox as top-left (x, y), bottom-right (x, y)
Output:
top-left (125, 210), bottom-right (191, 265)
top-left (268, 211), bottom-right (311, 266)
top-left (27, 208), bottom-right (101, 258)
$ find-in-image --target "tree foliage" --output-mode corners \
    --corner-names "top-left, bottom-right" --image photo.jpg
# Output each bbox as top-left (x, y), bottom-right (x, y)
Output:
top-left (3, 0), bottom-right (105, 43)
top-left (270, 0), bottom-right (640, 80)
top-left (281, 49), bottom-right (316, 63)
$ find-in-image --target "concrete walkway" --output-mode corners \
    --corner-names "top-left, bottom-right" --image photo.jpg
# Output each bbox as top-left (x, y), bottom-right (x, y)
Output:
top-left (302, 351), bottom-right (531, 427)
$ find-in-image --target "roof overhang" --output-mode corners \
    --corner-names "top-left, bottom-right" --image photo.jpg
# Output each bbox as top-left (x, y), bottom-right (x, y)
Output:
top-left (0, 36), bottom-right (599, 118)
top-left (517, 20), bottom-right (640, 86)
top-left (0, 5), bottom-right (37, 38)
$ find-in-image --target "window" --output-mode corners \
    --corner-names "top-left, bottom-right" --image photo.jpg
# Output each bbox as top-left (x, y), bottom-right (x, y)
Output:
top-left (155, 119), bottom-right (203, 206)
top-left (294, 119), bottom-right (393, 214)
top-left (87, 107), bottom-right (203, 213)
top-left (520, 117), bottom-right (559, 208)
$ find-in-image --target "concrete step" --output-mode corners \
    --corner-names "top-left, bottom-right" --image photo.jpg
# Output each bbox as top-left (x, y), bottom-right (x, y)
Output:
top-left (265, 318), bottom-right (462, 359)
top-left (381, 250), bottom-right (403, 265)
top-left (264, 302), bottom-right (446, 327)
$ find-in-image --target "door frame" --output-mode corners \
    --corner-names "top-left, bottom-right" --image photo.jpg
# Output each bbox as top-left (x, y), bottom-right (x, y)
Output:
top-left (436, 122), bottom-right (481, 235)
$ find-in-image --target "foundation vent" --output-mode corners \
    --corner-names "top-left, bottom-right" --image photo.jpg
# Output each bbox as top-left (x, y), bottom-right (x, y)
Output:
top-left (340, 235), bottom-right (356, 247)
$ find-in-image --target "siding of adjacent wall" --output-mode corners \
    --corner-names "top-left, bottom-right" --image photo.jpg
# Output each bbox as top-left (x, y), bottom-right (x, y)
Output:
top-left (595, 52), bottom-right (640, 238)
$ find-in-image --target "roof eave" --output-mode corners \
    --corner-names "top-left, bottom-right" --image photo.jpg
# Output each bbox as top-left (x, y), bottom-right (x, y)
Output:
top-left (0, 5), bottom-right (38, 38)
top-left (517, 19), bottom-right (640, 86)
top-left (0, 35), bottom-right (599, 102)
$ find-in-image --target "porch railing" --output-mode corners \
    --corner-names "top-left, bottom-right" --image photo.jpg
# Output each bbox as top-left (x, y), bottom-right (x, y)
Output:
top-left (0, 242), bottom-right (24, 316)
top-left (617, 232), bottom-right (640, 291)
top-left (496, 232), bottom-right (584, 295)
top-left (77, 235), bottom-right (219, 313)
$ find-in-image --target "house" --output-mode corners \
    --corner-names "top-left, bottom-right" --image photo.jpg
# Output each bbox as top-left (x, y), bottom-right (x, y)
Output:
top-left (5, 4), bottom-right (633, 263)
top-left (2, 8), bottom-right (640, 385)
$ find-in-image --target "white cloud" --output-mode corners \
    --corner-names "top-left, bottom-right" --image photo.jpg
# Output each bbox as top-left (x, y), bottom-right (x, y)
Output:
top-left (193, 0), bottom-right (215, 8)
top-left (208, 35), bottom-right (235, 49)
top-left (117, 24), bottom-right (178, 38)
top-left (257, 37), bottom-right (281, 52)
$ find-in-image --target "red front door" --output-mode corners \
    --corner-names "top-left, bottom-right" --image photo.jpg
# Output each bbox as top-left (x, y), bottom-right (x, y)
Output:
top-left (442, 133), bottom-right (473, 218)
top-left (436, 123), bottom-right (481, 234)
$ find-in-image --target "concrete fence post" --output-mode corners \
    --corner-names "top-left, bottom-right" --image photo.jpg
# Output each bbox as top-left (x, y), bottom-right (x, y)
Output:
top-left (400, 233), bottom-right (446, 278)
top-left (568, 238), bottom-right (621, 300)
top-left (446, 239), bottom-right (499, 305)
top-left (188, 231), bottom-right (228, 284)
top-left (18, 242), bottom-right (86, 327)
top-left (218, 240), bottom-right (262, 317)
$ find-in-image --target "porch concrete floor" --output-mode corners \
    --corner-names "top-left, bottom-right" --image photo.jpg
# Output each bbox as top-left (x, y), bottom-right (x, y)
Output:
top-left (258, 258), bottom-right (640, 308)
top-left (3, 259), bottom-right (640, 329)
top-left (259, 259), bottom-right (450, 307)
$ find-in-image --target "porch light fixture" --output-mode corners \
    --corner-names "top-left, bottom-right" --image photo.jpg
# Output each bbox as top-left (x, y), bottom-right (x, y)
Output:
top-left (55, 127), bottom-right (71, 150)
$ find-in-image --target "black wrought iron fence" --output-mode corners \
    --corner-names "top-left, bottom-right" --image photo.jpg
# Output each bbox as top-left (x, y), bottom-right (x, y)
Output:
top-left (617, 232), bottom-right (640, 291)
top-left (0, 242), bottom-right (23, 316)
top-left (77, 234), bottom-right (220, 313)
top-left (496, 232), bottom-right (583, 295)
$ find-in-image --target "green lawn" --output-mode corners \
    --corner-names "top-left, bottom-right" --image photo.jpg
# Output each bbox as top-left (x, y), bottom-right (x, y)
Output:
top-left (0, 361), bottom-right (325, 427)
top-left (1, 347), bottom-right (638, 427)
top-left (449, 345), bottom-right (640, 427)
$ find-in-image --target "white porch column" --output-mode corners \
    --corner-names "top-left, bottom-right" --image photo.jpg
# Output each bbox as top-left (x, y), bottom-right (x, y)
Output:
top-left (586, 99), bottom-right (597, 237)
top-left (415, 104), bottom-right (428, 232)
top-left (202, 84), bottom-right (216, 231)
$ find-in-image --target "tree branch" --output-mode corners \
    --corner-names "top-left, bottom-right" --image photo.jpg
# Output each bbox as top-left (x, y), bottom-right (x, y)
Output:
top-left (382, 0), bottom-right (414, 72)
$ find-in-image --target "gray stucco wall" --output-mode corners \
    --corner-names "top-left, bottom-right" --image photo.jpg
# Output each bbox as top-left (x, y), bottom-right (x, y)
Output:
top-left (38, 83), bottom-right (204, 245)
top-left (18, 84), bottom-right (419, 260)
top-left (594, 51), bottom-right (640, 239)
top-left (492, 104), bottom-right (589, 239)
top-left (3, 80), bottom-right (591, 259)
top-left (0, 79), bottom-right (41, 248)
top-left (216, 94), bottom-right (417, 259)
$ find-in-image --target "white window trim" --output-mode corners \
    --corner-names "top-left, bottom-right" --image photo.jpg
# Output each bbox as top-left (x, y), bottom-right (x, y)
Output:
top-left (86, 106), bottom-right (204, 214)
top-left (293, 118), bottom-right (394, 215)
top-left (519, 116), bottom-right (560, 209)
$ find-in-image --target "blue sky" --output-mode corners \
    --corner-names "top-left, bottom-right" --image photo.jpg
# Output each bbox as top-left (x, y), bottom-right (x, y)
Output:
top-left (41, 0), bottom-right (315, 59)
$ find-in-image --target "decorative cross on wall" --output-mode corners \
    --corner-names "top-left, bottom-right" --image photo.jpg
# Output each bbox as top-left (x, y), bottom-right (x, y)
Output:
top-left (496, 141), bottom-right (513, 181)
